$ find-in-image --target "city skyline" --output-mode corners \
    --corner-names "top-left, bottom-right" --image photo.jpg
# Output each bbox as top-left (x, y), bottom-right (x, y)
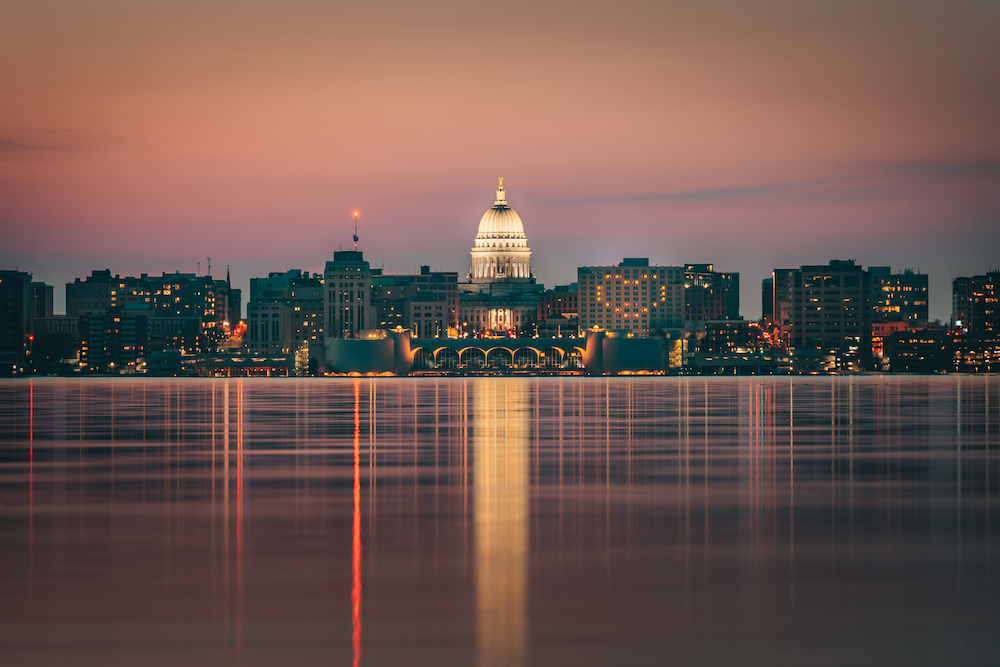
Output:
top-left (3, 1), bottom-right (999, 321)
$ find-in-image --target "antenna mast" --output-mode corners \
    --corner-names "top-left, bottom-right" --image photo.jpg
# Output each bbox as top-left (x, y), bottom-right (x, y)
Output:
top-left (353, 210), bottom-right (359, 251)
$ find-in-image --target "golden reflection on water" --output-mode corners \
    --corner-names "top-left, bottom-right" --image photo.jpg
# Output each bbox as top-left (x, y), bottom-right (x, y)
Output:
top-left (474, 379), bottom-right (529, 667)
top-left (216, 379), bottom-right (243, 655)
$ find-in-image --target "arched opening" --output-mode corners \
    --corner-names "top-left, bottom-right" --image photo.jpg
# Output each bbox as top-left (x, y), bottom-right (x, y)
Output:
top-left (512, 347), bottom-right (539, 368)
top-left (461, 347), bottom-right (486, 369)
top-left (569, 347), bottom-right (586, 369)
top-left (413, 348), bottom-right (434, 370)
top-left (486, 347), bottom-right (513, 368)
top-left (435, 347), bottom-right (459, 369)
top-left (541, 346), bottom-right (565, 369)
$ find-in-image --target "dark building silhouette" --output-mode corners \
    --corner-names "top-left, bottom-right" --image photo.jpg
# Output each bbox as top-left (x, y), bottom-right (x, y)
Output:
top-left (699, 320), bottom-right (759, 354)
top-left (32, 282), bottom-right (54, 321)
top-left (372, 265), bottom-right (459, 337)
top-left (767, 268), bottom-right (795, 345)
top-left (0, 270), bottom-right (33, 373)
top-left (80, 308), bottom-right (148, 373)
top-left (325, 251), bottom-right (373, 339)
top-left (537, 284), bottom-right (578, 321)
top-left (870, 267), bottom-right (929, 324)
top-left (32, 316), bottom-right (80, 373)
top-left (951, 271), bottom-right (1000, 372)
top-left (66, 270), bottom-right (235, 357)
top-left (884, 327), bottom-right (951, 373)
top-left (66, 269), bottom-right (113, 317)
top-left (247, 269), bottom-right (324, 354)
top-left (953, 271), bottom-right (999, 336)
top-left (761, 277), bottom-right (773, 321)
top-left (787, 260), bottom-right (873, 370)
top-left (684, 264), bottom-right (740, 326)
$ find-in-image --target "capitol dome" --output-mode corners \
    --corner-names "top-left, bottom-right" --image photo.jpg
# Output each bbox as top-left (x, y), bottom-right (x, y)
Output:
top-left (475, 181), bottom-right (527, 241)
top-left (468, 179), bottom-right (533, 284)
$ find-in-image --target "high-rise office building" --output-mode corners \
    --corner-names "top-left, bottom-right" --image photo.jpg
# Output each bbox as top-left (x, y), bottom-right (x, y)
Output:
top-left (248, 270), bottom-right (324, 353)
top-left (952, 272), bottom-right (999, 336)
top-left (870, 267), bottom-right (929, 323)
top-left (325, 251), bottom-right (373, 339)
top-left (767, 268), bottom-right (794, 341)
top-left (683, 264), bottom-right (740, 326)
top-left (577, 259), bottom-right (685, 334)
top-left (67, 270), bottom-right (235, 352)
top-left (66, 269), bottom-right (113, 317)
top-left (761, 277), bottom-right (773, 322)
top-left (246, 302), bottom-right (294, 354)
top-left (0, 270), bottom-right (33, 372)
top-left (372, 265), bottom-right (459, 336)
top-left (31, 282), bottom-right (54, 321)
top-left (786, 260), bottom-right (872, 366)
top-left (79, 308), bottom-right (148, 373)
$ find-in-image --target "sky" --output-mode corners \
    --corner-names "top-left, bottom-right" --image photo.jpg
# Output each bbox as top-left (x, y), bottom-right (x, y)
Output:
top-left (2, 0), bottom-right (998, 321)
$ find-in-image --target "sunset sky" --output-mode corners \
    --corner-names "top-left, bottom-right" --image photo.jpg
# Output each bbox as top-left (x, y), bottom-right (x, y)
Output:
top-left (2, 0), bottom-right (998, 320)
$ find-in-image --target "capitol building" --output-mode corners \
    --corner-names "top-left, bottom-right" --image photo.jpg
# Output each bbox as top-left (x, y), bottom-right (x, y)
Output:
top-left (460, 179), bottom-right (542, 334)
top-left (467, 178), bottom-right (534, 287)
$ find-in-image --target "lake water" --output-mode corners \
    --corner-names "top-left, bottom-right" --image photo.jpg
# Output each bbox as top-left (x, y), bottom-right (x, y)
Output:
top-left (1, 376), bottom-right (998, 666)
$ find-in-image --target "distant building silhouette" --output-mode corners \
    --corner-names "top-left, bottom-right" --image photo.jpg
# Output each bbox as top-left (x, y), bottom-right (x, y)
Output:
top-left (786, 260), bottom-right (873, 371)
top-left (683, 264), bottom-right (740, 327)
top-left (372, 265), bottom-right (459, 338)
top-left (325, 251), bottom-right (373, 339)
top-left (66, 269), bottom-right (113, 317)
top-left (952, 271), bottom-right (999, 336)
top-left (766, 268), bottom-right (795, 345)
top-left (0, 270), bottom-right (33, 373)
top-left (80, 308), bottom-right (148, 373)
top-left (247, 270), bottom-right (324, 354)
top-left (32, 282), bottom-right (53, 320)
top-left (537, 284), bottom-right (578, 322)
top-left (870, 267), bottom-right (929, 324)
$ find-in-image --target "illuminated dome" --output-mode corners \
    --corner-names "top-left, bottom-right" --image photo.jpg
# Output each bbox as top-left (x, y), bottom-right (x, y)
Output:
top-left (475, 181), bottom-right (527, 242)
top-left (468, 178), bottom-right (533, 284)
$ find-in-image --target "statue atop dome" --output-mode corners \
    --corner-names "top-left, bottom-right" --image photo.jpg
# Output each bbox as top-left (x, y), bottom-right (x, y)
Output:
top-left (495, 178), bottom-right (507, 206)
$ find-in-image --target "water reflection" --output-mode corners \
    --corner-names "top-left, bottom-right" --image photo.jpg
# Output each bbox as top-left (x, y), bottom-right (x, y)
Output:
top-left (353, 379), bottom-right (362, 667)
top-left (1, 377), bottom-right (999, 665)
top-left (474, 380), bottom-right (528, 667)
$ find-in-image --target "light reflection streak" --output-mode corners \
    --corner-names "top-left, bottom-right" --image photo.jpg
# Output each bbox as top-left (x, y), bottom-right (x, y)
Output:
top-left (789, 379), bottom-right (795, 611)
top-left (475, 379), bottom-right (527, 667)
top-left (223, 381), bottom-right (231, 644)
top-left (236, 379), bottom-right (244, 654)
top-left (353, 379), bottom-right (362, 667)
top-left (29, 379), bottom-right (34, 647)
top-left (368, 381), bottom-right (377, 547)
top-left (29, 378), bottom-right (34, 551)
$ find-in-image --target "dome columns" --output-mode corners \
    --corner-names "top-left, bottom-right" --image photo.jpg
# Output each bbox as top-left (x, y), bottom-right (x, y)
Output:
top-left (471, 252), bottom-right (530, 280)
